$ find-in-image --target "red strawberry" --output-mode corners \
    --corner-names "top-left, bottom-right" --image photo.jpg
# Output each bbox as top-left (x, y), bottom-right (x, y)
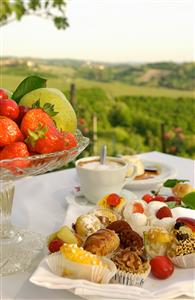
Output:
top-left (0, 88), bottom-right (9, 100)
top-left (0, 142), bottom-right (30, 169)
top-left (48, 238), bottom-right (64, 253)
top-left (63, 132), bottom-right (77, 150)
top-left (15, 105), bottom-right (31, 125)
top-left (156, 206), bottom-right (173, 219)
top-left (20, 108), bottom-right (55, 137)
top-left (0, 116), bottom-right (24, 147)
top-left (26, 124), bottom-right (65, 154)
top-left (0, 98), bottom-right (19, 120)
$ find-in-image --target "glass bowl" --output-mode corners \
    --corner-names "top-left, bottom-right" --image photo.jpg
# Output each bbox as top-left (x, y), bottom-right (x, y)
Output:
top-left (0, 130), bottom-right (89, 276)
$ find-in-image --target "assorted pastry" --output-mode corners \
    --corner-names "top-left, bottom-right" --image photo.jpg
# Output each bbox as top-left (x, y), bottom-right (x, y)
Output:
top-left (46, 186), bottom-right (195, 286)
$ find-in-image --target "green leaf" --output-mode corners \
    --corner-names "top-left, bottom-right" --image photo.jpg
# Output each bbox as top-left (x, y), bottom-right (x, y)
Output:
top-left (12, 75), bottom-right (47, 103)
top-left (163, 179), bottom-right (189, 188)
top-left (32, 99), bottom-right (41, 108)
top-left (166, 201), bottom-right (178, 209)
top-left (42, 103), bottom-right (59, 117)
top-left (182, 192), bottom-right (195, 210)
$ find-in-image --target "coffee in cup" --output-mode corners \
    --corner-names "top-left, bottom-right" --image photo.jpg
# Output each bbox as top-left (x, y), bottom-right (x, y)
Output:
top-left (75, 156), bottom-right (136, 204)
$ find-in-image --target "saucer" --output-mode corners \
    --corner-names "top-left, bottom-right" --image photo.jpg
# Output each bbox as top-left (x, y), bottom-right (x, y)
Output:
top-left (125, 159), bottom-right (176, 190)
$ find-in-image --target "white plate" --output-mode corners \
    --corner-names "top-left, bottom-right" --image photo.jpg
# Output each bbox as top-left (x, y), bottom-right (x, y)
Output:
top-left (125, 159), bottom-right (176, 190)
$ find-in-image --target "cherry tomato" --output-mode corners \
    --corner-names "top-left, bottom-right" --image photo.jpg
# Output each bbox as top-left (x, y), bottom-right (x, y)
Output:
top-left (0, 88), bottom-right (8, 100)
top-left (106, 193), bottom-right (121, 206)
top-left (150, 256), bottom-right (174, 279)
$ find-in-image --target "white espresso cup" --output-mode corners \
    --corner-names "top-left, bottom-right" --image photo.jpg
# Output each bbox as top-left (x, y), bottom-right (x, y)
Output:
top-left (75, 156), bottom-right (137, 204)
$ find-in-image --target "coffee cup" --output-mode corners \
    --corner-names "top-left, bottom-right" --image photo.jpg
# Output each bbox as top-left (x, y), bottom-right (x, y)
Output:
top-left (75, 156), bottom-right (137, 204)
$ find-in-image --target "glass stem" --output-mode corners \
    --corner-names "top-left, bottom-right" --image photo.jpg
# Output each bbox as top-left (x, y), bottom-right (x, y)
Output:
top-left (0, 181), bottom-right (15, 239)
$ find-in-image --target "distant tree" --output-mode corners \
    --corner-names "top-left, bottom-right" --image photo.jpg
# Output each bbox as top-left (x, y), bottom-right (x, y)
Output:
top-left (0, 0), bottom-right (69, 29)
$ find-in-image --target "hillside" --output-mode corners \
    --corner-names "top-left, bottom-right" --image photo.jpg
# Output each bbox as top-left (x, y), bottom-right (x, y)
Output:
top-left (1, 57), bottom-right (195, 98)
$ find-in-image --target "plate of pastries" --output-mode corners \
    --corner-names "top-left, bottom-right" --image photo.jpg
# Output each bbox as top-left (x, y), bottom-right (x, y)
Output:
top-left (30, 185), bottom-right (195, 300)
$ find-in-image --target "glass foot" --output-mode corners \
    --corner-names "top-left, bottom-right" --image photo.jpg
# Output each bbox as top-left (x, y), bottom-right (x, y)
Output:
top-left (0, 229), bottom-right (45, 276)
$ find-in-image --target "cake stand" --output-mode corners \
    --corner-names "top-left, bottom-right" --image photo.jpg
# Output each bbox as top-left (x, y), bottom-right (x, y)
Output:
top-left (0, 130), bottom-right (89, 276)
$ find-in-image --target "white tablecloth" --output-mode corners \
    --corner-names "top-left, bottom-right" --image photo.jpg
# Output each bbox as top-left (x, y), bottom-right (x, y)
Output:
top-left (2, 151), bottom-right (195, 300)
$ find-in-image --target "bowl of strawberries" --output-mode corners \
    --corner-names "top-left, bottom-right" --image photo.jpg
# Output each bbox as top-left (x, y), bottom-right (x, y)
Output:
top-left (0, 77), bottom-right (89, 276)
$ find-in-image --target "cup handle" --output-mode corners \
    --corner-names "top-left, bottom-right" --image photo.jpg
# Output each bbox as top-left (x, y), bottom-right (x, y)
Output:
top-left (122, 164), bottom-right (138, 188)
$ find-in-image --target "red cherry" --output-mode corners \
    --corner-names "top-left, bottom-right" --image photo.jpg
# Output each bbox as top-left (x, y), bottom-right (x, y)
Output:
top-left (153, 195), bottom-right (166, 202)
top-left (166, 196), bottom-right (181, 204)
top-left (142, 194), bottom-right (153, 203)
top-left (156, 206), bottom-right (173, 219)
top-left (176, 217), bottom-right (195, 232)
top-left (150, 256), bottom-right (174, 279)
top-left (48, 238), bottom-right (64, 253)
top-left (0, 88), bottom-right (9, 100)
top-left (106, 193), bottom-right (121, 207)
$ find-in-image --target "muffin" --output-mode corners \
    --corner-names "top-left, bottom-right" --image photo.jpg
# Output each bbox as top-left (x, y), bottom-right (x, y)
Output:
top-left (144, 227), bottom-right (171, 258)
top-left (47, 243), bottom-right (117, 283)
top-left (167, 217), bottom-right (195, 268)
top-left (107, 220), bottom-right (143, 251)
top-left (83, 228), bottom-right (120, 256)
top-left (74, 214), bottom-right (102, 238)
top-left (111, 248), bottom-right (150, 286)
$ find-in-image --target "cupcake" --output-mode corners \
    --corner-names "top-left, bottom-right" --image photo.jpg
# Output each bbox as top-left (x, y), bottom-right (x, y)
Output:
top-left (47, 243), bottom-right (117, 283)
top-left (111, 248), bottom-right (150, 286)
top-left (167, 217), bottom-right (195, 268)
top-left (74, 214), bottom-right (102, 238)
top-left (144, 227), bottom-right (171, 258)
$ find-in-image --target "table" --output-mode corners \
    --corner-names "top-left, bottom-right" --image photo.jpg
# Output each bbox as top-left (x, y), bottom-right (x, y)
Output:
top-left (1, 151), bottom-right (195, 300)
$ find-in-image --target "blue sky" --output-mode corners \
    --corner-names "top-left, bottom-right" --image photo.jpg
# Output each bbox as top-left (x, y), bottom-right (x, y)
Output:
top-left (1, 0), bottom-right (194, 62)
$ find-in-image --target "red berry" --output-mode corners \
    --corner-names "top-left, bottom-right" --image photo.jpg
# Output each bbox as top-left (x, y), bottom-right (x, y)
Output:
top-left (48, 238), bottom-right (64, 253)
top-left (0, 98), bottom-right (19, 120)
top-left (150, 256), bottom-right (174, 279)
top-left (166, 196), bottom-right (181, 204)
top-left (153, 195), bottom-right (166, 202)
top-left (156, 206), bottom-right (173, 219)
top-left (142, 194), bottom-right (153, 203)
top-left (63, 132), bottom-right (77, 150)
top-left (133, 203), bottom-right (144, 213)
top-left (16, 105), bottom-right (31, 125)
top-left (0, 88), bottom-right (9, 100)
top-left (106, 193), bottom-right (121, 206)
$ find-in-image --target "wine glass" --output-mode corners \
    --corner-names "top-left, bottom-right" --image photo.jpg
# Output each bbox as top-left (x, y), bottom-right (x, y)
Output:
top-left (0, 130), bottom-right (89, 276)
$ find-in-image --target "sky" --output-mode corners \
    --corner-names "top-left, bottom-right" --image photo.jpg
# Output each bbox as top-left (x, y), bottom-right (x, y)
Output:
top-left (1, 0), bottom-right (195, 63)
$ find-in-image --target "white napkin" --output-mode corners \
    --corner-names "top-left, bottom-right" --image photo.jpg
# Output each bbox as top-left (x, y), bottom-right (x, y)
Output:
top-left (30, 257), bottom-right (194, 300)
top-left (30, 258), bottom-right (154, 300)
